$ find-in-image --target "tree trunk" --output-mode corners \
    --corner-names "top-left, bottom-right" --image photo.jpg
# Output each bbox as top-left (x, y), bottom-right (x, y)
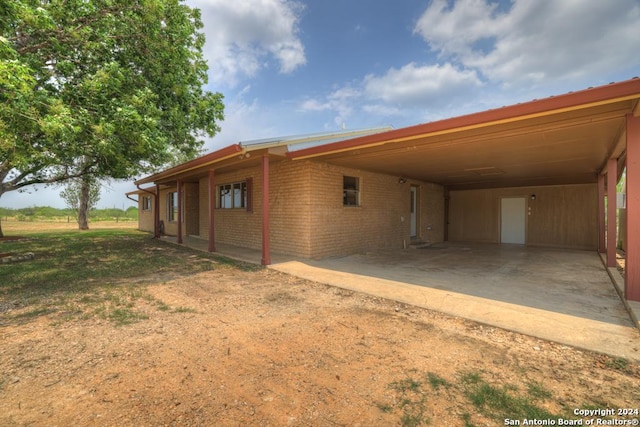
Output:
top-left (0, 188), bottom-right (4, 237)
top-left (77, 177), bottom-right (91, 230)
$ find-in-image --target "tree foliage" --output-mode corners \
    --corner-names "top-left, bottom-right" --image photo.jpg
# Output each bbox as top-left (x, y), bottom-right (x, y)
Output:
top-left (0, 0), bottom-right (224, 235)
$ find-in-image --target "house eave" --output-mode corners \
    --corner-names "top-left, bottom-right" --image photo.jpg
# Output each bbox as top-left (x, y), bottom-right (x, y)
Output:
top-left (135, 144), bottom-right (244, 186)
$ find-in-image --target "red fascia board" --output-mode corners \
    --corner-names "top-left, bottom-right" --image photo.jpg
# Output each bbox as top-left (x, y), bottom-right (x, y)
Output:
top-left (288, 78), bottom-right (640, 159)
top-left (135, 144), bottom-right (243, 185)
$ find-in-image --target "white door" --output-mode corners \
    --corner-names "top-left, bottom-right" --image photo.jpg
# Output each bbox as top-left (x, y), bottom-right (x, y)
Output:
top-left (410, 187), bottom-right (417, 237)
top-left (501, 197), bottom-right (526, 244)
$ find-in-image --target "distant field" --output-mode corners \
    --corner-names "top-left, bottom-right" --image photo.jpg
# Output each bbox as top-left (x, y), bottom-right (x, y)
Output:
top-left (1, 219), bottom-right (138, 234)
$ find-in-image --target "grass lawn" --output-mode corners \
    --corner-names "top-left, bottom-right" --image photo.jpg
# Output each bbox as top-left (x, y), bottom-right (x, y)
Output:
top-left (0, 226), bottom-right (252, 325)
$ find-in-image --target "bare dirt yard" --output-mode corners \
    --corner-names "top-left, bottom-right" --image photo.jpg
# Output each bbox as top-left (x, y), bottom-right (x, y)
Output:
top-left (1, 227), bottom-right (639, 426)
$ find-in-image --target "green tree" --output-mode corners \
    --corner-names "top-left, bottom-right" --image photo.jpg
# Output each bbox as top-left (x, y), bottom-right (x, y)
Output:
top-left (0, 0), bottom-right (224, 236)
top-left (60, 176), bottom-right (101, 229)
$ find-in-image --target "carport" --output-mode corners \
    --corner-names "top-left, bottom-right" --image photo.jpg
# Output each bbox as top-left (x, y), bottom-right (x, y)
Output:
top-left (288, 78), bottom-right (640, 305)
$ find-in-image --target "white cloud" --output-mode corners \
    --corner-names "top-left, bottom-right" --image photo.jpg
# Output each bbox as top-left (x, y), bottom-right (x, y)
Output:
top-left (414, 0), bottom-right (504, 58)
top-left (414, 0), bottom-right (640, 84)
top-left (188, 0), bottom-right (306, 87)
top-left (299, 85), bottom-right (360, 119)
top-left (203, 97), bottom-right (276, 151)
top-left (364, 62), bottom-right (482, 106)
top-left (362, 104), bottom-right (403, 116)
top-left (296, 62), bottom-right (481, 128)
top-left (299, 98), bottom-right (331, 112)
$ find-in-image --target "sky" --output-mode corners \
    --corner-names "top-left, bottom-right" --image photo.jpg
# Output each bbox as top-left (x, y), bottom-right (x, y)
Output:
top-left (3, 0), bottom-right (640, 209)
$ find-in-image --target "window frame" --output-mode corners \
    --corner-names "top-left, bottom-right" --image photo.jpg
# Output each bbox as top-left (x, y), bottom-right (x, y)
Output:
top-left (217, 180), bottom-right (248, 210)
top-left (167, 191), bottom-right (178, 222)
top-left (343, 176), bottom-right (361, 207)
top-left (141, 196), bottom-right (152, 211)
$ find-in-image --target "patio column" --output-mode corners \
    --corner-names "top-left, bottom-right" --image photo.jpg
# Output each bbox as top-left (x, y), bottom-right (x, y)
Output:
top-left (607, 159), bottom-right (617, 267)
top-left (443, 188), bottom-right (450, 242)
top-left (261, 154), bottom-right (271, 265)
top-left (208, 169), bottom-right (216, 252)
top-left (154, 184), bottom-right (161, 238)
top-left (626, 114), bottom-right (640, 301)
top-left (177, 179), bottom-right (183, 244)
top-left (598, 173), bottom-right (605, 254)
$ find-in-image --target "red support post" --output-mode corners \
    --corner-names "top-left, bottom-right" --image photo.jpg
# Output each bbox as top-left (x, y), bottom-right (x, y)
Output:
top-left (626, 114), bottom-right (640, 301)
top-left (208, 170), bottom-right (216, 252)
top-left (607, 159), bottom-right (617, 267)
top-left (177, 179), bottom-right (183, 244)
top-left (261, 154), bottom-right (271, 265)
top-left (598, 173), bottom-right (606, 254)
top-left (154, 184), bottom-right (161, 238)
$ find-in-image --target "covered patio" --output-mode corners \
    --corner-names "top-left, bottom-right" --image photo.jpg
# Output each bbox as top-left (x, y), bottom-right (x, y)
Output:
top-left (288, 78), bottom-right (640, 304)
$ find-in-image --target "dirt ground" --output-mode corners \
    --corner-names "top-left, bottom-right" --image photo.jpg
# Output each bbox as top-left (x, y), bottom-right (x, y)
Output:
top-left (1, 266), bottom-right (639, 426)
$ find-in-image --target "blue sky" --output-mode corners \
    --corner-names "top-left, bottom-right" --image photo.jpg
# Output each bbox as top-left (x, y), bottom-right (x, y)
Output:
top-left (3, 0), bottom-right (640, 209)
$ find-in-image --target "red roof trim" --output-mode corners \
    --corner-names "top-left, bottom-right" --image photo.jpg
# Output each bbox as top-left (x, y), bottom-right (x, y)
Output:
top-left (135, 144), bottom-right (243, 185)
top-left (288, 78), bottom-right (640, 159)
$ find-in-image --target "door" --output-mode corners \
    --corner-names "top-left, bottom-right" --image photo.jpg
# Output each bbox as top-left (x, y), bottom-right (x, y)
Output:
top-left (410, 186), bottom-right (418, 238)
top-left (501, 197), bottom-right (526, 244)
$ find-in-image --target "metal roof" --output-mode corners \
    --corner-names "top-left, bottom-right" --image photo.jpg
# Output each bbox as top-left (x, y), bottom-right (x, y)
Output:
top-left (239, 127), bottom-right (393, 151)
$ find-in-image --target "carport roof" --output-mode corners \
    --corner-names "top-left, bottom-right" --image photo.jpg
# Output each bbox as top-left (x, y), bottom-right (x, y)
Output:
top-left (289, 78), bottom-right (640, 190)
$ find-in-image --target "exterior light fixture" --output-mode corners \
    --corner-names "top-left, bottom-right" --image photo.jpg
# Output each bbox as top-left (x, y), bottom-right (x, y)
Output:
top-left (398, 177), bottom-right (407, 184)
top-left (530, 194), bottom-right (536, 200)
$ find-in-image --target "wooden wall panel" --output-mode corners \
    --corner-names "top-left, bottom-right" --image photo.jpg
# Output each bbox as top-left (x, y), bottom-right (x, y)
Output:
top-left (448, 184), bottom-right (597, 249)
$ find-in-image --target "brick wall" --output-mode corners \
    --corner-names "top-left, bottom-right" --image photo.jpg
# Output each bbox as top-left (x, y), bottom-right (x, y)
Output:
top-left (269, 160), bottom-right (313, 257)
top-left (144, 158), bottom-right (445, 259)
top-left (419, 182), bottom-right (445, 243)
top-left (306, 161), bottom-right (444, 258)
top-left (196, 160), bottom-right (313, 257)
top-left (184, 183), bottom-right (200, 236)
top-left (199, 166), bottom-right (263, 251)
top-left (138, 194), bottom-right (155, 233)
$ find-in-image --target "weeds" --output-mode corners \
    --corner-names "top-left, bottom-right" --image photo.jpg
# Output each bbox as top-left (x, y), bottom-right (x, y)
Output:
top-left (172, 306), bottom-right (196, 313)
top-left (378, 370), bottom-right (559, 426)
top-left (377, 373), bottom-right (434, 426)
top-left (108, 308), bottom-right (149, 326)
top-left (461, 372), bottom-right (556, 421)
top-left (426, 372), bottom-right (449, 390)
top-left (605, 357), bottom-right (630, 373)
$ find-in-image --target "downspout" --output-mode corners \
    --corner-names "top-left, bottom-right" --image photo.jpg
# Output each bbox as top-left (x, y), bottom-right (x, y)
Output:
top-left (137, 184), bottom-right (160, 238)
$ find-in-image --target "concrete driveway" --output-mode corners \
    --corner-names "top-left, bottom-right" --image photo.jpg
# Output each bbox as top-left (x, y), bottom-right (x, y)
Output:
top-left (269, 243), bottom-right (640, 362)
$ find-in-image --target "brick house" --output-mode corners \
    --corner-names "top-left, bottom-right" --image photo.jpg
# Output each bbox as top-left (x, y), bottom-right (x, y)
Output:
top-left (128, 78), bottom-right (640, 303)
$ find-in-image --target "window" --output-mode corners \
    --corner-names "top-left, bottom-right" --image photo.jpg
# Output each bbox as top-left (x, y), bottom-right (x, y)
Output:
top-left (218, 181), bottom-right (247, 209)
top-left (142, 196), bottom-right (152, 211)
top-left (343, 176), bottom-right (360, 206)
top-left (167, 192), bottom-right (178, 222)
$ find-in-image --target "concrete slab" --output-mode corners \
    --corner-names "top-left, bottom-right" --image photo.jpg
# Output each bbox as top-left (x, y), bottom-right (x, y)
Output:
top-left (163, 237), bottom-right (640, 362)
top-left (272, 243), bottom-right (640, 362)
